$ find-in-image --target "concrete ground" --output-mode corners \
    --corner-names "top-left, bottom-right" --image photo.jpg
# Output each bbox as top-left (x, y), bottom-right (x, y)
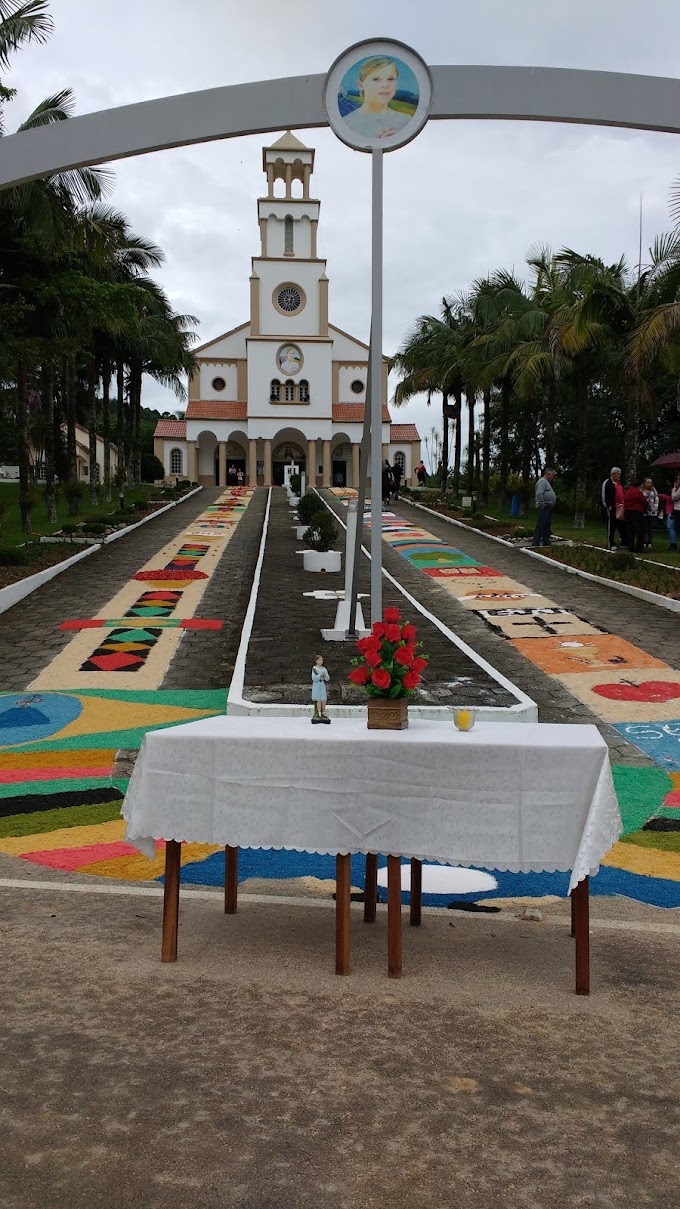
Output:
top-left (1, 876), bottom-right (678, 1209)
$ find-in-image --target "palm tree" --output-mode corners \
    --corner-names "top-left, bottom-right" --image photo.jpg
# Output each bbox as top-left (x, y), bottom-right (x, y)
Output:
top-left (0, 3), bottom-right (110, 530)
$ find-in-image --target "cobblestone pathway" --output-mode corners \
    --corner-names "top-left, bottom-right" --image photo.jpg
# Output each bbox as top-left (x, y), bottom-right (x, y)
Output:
top-left (243, 489), bottom-right (516, 708)
top-left (0, 489), bottom-right (224, 690)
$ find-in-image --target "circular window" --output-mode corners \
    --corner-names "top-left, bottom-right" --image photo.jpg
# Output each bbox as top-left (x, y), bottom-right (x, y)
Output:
top-left (273, 283), bottom-right (306, 315)
top-left (350, 379), bottom-right (364, 394)
top-left (211, 376), bottom-right (226, 392)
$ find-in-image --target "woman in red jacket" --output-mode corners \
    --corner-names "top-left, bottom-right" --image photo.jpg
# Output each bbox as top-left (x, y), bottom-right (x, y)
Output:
top-left (623, 482), bottom-right (647, 552)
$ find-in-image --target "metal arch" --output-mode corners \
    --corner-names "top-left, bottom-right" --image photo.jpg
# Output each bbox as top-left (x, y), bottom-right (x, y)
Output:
top-left (1, 64), bottom-right (680, 190)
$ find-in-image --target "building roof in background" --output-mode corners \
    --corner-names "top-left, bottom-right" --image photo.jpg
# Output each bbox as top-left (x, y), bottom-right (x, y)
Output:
top-left (333, 403), bottom-right (391, 424)
top-left (153, 419), bottom-right (187, 439)
top-left (186, 401), bottom-right (247, 421)
top-left (390, 424), bottom-right (421, 441)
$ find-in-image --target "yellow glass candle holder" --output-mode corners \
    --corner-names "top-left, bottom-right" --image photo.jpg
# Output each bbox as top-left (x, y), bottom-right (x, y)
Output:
top-left (454, 708), bottom-right (475, 732)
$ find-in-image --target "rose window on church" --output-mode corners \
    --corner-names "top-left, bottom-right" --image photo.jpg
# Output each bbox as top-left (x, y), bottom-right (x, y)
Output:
top-left (277, 285), bottom-right (302, 313)
top-left (273, 282), bottom-right (306, 316)
top-left (351, 379), bottom-right (364, 394)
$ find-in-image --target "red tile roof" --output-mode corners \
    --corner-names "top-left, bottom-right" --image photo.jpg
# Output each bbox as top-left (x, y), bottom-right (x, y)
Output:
top-left (153, 419), bottom-right (187, 438)
top-left (333, 403), bottom-right (391, 424)
top-left (186, 400), bottom-right (247, 420)
top-left (390, 424), bottom-right (420, 441)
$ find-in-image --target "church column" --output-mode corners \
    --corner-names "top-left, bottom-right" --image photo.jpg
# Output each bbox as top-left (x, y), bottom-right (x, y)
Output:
top-left (322, 440), bottom-right (331, 488)
top-left (188, 441), bottom-right (198, 483)
top-left (263, 439), bottom-right (272, 486)
top-left (307, 439), bottom-right (316, 487)
top-left (218, 442), bottom-right (227, 488)
top-left (285, 163), bottom-right (292, 198)
top-left (352, 443), bottom-right (360, 490)
top-left (248, 439), bottom-right (258, 487)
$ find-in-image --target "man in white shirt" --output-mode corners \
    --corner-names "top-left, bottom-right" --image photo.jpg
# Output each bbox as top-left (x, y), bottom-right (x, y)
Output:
top-left (532, 468), bottom-right (557, 547)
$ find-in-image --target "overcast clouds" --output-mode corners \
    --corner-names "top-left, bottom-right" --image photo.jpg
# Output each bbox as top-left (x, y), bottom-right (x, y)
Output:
top-left (5, 0), bottom-right (680, 445)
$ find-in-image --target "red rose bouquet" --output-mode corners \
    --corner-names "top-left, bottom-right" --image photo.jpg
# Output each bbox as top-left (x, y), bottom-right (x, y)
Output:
top-left (348, 606), bottom-right (429, 699)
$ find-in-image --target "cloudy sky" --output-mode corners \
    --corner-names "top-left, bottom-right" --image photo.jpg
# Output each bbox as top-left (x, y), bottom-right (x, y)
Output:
top-left (6, 0), bottom-right (680, 457)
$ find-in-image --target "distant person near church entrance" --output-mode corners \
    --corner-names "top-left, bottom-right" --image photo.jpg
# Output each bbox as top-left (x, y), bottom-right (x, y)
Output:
top-left (415, 460), bottom-right (427, 486)
top-left (532, 468), bottom-right (556, 548)
top-left (227, 463), bottom-right (237, 485)
top-left (391, 461), bottom-right (403, 499)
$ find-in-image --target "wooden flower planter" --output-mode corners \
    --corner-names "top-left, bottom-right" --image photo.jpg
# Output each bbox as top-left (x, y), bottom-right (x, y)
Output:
top-left (366, 697), bottom-right (409, 730)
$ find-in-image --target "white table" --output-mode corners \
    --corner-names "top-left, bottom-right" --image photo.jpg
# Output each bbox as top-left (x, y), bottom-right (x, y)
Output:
top-left (122, 717), bottom-right (622, 992)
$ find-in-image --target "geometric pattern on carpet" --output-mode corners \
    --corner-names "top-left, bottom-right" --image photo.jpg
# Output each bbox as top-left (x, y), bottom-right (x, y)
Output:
top-left (79, 628), bottom-right (163, 672)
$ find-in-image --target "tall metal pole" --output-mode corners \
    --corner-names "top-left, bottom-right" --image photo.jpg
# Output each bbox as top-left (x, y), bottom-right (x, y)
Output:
top-left (347, 335), bottom-right (371, 637)
top-left (369, 149), bottom-right (384, 624)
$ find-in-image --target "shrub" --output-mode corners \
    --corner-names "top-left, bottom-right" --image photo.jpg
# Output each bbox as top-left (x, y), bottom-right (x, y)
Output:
top-left (134, 500), bottom-right (148, 512)
top-left (296, 491), bottom-right (321, 526)
top-left (65, 480), bottom-right (85, 514)
top-left (288, 473), bottom-right (302, 496)
top-left (610, 549), bottom-right (636, 572)
top-left (0, 545), bottom-right (29, 566)
top-left (61, 521), bottom-right (81, 535)
top-left (304, 510), bottom-right (338, 552)
top-left (409, 490), bottom-right (422, 502)
top-left (82, 522), bottom-right (107, 535)
top-left (141, 452), bottom-right (166, 482)
top-left (83, 514), bottom-right (105, 525)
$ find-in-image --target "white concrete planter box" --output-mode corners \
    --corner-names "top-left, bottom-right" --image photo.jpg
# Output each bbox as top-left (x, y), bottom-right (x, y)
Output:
top-left (303, 550), bottom-right (342, 573)
top-left (295, 526), bottom-right (309, 541)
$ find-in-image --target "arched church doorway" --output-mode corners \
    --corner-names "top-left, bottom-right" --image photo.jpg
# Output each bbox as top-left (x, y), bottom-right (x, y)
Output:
top-left (272, 440), bottom-right (306, 486)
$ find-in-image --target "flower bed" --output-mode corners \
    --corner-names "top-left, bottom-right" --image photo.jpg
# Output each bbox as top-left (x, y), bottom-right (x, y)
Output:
top-left (0, 543), bottom-right (87, 591)
top-left (539, 545), bottom-right (680, 599)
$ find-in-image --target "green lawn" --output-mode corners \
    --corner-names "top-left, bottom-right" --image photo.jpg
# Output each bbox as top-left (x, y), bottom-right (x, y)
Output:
top-left (463, 497), bottom-right (678, 568)
top-left (0, 481), bottom-right (155, 548)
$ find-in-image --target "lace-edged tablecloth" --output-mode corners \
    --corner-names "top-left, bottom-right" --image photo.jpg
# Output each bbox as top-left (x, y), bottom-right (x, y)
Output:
top-left (122, 717), bottom-right (622, 893)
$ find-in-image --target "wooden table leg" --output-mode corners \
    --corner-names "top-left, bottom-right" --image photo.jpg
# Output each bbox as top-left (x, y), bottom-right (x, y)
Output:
top-left (410, 858), bottom-right (422, 927)
top-left (161, 840), bottom-right (181, 963)
top-left (570, 890), bottom-right (576, 938)
top-left (335, 854), bottom-right (351, 976)
top-left (572, 876), bottom-right (590, 995)
top-left (364, 853), bottom-right (378, 923)
top-left (387, 856), bottom-right (402, 978)
top-left (224, 845), bottom-right (238, 914)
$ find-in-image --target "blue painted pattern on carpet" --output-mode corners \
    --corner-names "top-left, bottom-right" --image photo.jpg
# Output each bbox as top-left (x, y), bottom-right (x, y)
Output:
top-left (613, 720), bottom-right (680, 773)
top-left (167, 849), bottom-right (680, 909)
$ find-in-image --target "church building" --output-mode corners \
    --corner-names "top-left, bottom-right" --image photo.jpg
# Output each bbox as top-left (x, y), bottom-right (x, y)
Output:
top-left (153, 132), bottom-right (420, 488)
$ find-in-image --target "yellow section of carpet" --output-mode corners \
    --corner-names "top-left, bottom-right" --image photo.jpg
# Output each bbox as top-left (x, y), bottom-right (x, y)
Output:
top-left (80, 842), bottom-right (221, 879)
top-left (0, 818), bottom-right (126, 856)
top-left (0, 748), bottom-right (115, 770)
top-left (602, 840), bottom-right (680, 881)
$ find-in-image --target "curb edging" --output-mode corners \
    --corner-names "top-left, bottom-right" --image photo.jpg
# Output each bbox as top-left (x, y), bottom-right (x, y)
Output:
top-left (0, 485), bottom-right (203, 616)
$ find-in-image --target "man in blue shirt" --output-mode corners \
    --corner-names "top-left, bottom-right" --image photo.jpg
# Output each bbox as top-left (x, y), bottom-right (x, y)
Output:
top-left (532, 468), bottom-right (557, 548)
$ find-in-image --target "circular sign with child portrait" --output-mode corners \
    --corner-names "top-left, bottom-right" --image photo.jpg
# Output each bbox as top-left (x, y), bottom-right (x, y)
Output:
top-left (324, 39), bottom-right (432, 153)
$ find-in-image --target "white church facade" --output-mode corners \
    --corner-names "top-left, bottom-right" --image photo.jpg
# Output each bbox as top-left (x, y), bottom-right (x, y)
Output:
top-left (153, 132), bottom-right (420, 488)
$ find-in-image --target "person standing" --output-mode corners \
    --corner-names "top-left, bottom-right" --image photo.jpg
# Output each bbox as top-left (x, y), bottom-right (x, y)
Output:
top-left (415, 460), bottom-right (427, 487)
top-left (671, 472), bottom-right (680, 552)
top-left (640, 477), bottom-right (659, 549)
top-left (391, 460), bottom-right (403, 499)
top-left (623, 482), bottom-right (646, 552)
top-left (381, 460), bottom-right (394, 507)
top-left (602, 467), bottom-right (627, 550)
top-left (532, 468), bottom-right (556, 548)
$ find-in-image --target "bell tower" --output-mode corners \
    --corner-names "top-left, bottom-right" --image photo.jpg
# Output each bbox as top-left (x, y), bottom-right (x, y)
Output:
top-left (249, 132), bottom-right (328, 342)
